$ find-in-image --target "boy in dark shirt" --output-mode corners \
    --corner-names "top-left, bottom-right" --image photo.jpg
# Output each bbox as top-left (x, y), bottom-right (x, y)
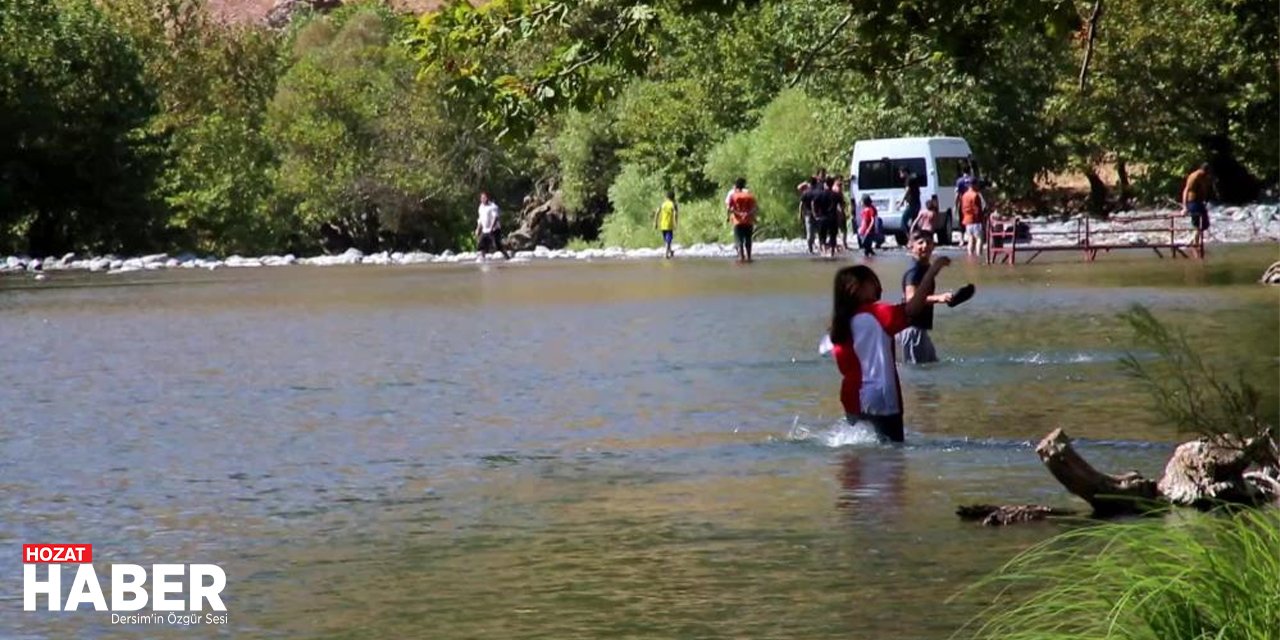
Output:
top-left (900, 230), bottom-right (973, 363)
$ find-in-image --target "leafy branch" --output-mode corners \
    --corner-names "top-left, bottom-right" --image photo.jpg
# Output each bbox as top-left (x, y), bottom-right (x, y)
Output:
top-left (1118, 305), bottom-right (1277, 444)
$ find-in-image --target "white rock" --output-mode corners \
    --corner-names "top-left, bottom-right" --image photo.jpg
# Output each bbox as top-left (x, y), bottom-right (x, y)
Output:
top-left (165, 259), bottom-right (179, 268)
top-left (141, 253), bottom-right (168, 265)
top-left (399, 251), bottom-right (433, 264)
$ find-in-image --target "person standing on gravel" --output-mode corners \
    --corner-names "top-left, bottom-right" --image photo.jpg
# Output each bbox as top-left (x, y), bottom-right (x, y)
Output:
top-left (726, 178), bottom-right (758, 263)
top-left (1181, 163), bottom-right (1214, 248)
top-left (476, 192), bottom-right (510, 260)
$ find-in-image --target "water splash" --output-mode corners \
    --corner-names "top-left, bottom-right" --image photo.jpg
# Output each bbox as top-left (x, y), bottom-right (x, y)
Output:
top-left (785, 416), bottom-right (882, 448)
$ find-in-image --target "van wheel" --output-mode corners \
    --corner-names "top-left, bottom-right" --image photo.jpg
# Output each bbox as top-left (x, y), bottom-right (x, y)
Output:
top-left (894, 231), bottom-right (908, 247)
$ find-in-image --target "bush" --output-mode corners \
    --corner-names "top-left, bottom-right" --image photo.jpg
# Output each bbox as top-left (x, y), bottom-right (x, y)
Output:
top-left (600, 163), bottom-right (666, 248)
top-left (705, 89), bottom-right (853, 239)
top-left (962, 508), bottom-right (1280, 640)
top-left (549, 109), bottom-right (619, 216)
top-left (675, 198), bottom-right (732, 246)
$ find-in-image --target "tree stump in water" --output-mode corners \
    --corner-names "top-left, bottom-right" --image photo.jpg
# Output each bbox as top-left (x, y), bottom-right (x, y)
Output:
top-left (1157, 436), bottom-right (1275, 507)
top-left (1035, 428), bottom-right (1160, 516)
top-left (958, 428), bottom-right (1279, 525)
top-left (1262, 261), bottom-right (1280, 285)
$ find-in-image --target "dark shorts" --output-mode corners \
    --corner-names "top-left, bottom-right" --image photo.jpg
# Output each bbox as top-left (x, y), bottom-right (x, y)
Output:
top-left (813, 217), bottom-right (835, 247)
top-left (899, 327), bottom-right (938, 364)
top-left (733, 224), bottom-right (754, 249)
top-left (662, 229), bottom-right (674, 244)
top-left (478, 232), bottom-right (500, 253)
top-left (1187, 201), bottom-right (1210, 230)
top-left (848, 413), bottom-right (905, 443)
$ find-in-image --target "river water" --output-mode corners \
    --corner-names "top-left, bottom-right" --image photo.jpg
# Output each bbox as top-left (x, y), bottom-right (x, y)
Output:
top-left (1, 245), bottom-right (1277, 639)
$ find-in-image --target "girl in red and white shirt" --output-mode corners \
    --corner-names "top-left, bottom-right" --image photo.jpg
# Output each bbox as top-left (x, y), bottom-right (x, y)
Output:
top-left (827, 260), bottom-right (949, 442)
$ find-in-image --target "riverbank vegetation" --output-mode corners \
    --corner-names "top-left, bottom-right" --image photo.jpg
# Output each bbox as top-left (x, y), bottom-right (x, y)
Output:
top-left (963, 307), bottom-right (1278, 638)
top-left (1, 0), bottom-right (1276, 256)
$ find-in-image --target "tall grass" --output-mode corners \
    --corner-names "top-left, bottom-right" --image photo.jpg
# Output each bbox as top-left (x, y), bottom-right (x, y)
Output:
top-left (1119, 305), bottom-right (1278, 443)
top-left (961, 508), bottom-right (1280, 640)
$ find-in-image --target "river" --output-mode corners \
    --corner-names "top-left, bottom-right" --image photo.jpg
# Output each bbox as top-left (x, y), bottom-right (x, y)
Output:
top-left (1, 245), bottom-right (1277, 639)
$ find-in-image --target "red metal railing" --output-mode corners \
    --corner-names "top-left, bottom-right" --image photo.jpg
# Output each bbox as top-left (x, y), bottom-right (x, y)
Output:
top-left (986, 213), bottom-right (1205, 264)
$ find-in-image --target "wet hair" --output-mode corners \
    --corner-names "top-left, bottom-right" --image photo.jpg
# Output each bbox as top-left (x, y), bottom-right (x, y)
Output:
top-left (829, 265), bottom-right (879, 345)
top-left (910, 229), bottom-right (935, 244)
top-left (861, 195), bottom-right (872, 205)
top-left (665, 190), bottom-right (675, 199)
top-left (734, 177), bottom-right (747, 189)
top-left (1200, 162), bottom-right (1211, 172)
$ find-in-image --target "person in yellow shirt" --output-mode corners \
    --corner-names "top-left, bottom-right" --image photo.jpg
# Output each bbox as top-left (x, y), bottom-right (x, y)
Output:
top-left (653, 190), bottom-right (679, 259)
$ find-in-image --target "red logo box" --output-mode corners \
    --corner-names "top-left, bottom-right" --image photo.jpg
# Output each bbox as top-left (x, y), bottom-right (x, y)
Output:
top-left (23, 544), bottom-right (92, 564)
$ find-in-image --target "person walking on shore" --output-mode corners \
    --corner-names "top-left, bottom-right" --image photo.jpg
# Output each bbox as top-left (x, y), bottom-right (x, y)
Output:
top-left (961, 180), bottom-right (986, 257)
top-left (726, 178), bottom-right (758, 263)
top-left (815, 176), bottom-right (841, 257)
top-left (1181, 163), bottom-right (1214, 249)
top-left (799, 176), bottom-right (820, 254)
top-left (834, 176), bottom-right (851, 251)
top-left (898, 168), bottom-right (922, 234)
top-left (654, 190), bottom-right (679, 259)
top-left (476, 192), bottom-right (510, 260)
top-left (857, 195), bottom-right (880, 257)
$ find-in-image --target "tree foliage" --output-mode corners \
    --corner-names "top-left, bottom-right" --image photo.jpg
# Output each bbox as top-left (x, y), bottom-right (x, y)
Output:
top-left (0, 0), bottom-right (1275, 256)
top-left (0, 0), bottom-right (163, 255)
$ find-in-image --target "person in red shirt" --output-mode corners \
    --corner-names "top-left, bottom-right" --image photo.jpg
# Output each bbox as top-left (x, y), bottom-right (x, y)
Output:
top-left (856, 195), bottom-right (880, 257)
top-left (827, 259), bottom-right (950, 442)
top-left (725, 177), bottom-right (758, 263)
top-left (960, 180), bottom-right (986, 256)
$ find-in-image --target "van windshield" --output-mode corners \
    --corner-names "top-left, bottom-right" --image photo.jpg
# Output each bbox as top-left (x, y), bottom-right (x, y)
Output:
top-left (856, 158), bottom-right (928, 190)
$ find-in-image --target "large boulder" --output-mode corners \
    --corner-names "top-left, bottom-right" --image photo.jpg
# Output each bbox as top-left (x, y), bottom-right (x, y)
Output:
top-left (505, 191), bottom-right (574, 252)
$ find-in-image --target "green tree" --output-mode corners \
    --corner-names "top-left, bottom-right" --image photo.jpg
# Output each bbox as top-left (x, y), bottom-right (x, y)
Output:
top-left (267, 5), bottom-right (489, 252)
top-left (1051, 0), bottom-right (1279, 202)
top-left (104, 0), bottom-right (291, 255)
top-left (0, 0), bottom-right (163, 255)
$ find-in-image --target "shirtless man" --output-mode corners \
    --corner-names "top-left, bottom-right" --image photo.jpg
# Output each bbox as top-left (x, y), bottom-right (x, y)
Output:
top-left (1181, 163), bottom-right (1214, 248)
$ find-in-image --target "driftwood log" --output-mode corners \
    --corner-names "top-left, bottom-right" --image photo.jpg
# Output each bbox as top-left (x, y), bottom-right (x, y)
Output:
top-left (959, 428), bottom-right (1280, 525)
top-left (1262, 260), bottom-right (1280, 285)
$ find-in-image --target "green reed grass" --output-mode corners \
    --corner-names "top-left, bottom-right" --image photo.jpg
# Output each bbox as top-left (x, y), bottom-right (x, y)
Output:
top-left (959, 508), bottom-right (1280, 640)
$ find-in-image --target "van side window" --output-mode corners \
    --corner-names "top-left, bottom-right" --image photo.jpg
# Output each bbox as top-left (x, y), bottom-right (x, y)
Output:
top-left (936, 157), bottom-right (970, 188)
top-left (857, 158), bottom-right (928, 189)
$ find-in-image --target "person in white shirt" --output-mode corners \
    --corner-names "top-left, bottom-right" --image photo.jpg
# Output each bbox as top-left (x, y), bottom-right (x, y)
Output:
top-left (475, 192), bottom-right (510, 259)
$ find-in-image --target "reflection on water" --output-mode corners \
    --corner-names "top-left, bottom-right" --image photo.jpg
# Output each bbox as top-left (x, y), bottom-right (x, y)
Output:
top-left (0, 245), bottom-right (1276, 638)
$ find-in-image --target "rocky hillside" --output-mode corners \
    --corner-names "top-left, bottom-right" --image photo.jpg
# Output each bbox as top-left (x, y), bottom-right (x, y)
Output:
top-left (205, 0), bottom-right (447, 23)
